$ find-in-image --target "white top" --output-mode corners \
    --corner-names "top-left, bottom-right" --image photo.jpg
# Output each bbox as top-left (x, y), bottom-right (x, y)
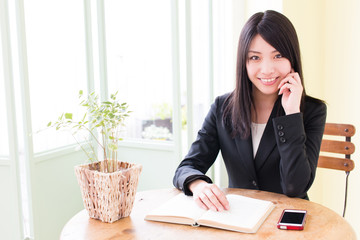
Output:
top-left (251, 122), bottom-right (267, 158)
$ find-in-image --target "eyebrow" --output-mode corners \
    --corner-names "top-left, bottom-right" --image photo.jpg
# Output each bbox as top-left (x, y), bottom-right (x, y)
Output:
top-left (248, 50), bottom-right (279, 54)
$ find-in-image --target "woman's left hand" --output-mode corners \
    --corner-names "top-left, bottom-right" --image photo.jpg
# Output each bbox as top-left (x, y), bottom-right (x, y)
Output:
top-left (278, 70), bottom-right (303, 115)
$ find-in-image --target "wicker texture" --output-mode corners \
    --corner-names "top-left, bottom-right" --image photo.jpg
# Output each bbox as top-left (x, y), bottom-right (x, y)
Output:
top-left (75, 160), bottom-right (142, 223)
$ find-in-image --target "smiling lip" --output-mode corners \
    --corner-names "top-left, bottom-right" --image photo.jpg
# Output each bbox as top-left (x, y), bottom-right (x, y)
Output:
top-left (259, 77), bottom-right (278, 85)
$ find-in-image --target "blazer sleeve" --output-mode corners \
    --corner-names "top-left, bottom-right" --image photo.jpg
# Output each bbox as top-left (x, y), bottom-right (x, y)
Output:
top-left (272, 100), bottom-right (327, 198)
top-left (173, 96), bottom-right (222, 195)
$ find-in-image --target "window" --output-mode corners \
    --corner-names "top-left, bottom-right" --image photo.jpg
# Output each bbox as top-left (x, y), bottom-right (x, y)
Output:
top-left (246, 0), bottom-right (282, 14)
top-left (105, 0), bottom-right (174, 142)
top-left (0, 31), bottom-right (9, 156)
top-left (24, 0), bottom-right (88, 153)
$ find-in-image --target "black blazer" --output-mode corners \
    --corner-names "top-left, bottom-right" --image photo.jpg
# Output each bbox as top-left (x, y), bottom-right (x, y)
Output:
top-left (173, 93), bottom-right (327, 199)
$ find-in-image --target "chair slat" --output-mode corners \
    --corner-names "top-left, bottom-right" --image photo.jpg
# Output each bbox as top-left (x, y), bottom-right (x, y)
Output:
top-left (318, 156), bottom-right (355, 171)
top-left (317, 123), bottom-right (356, 217)
top-left (320, 139), bottom-right (355, 155)
top-left (323, 123), bottom-right (355, 137)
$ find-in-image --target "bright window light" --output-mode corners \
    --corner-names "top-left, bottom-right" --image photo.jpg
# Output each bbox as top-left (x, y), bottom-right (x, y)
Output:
top-left (105, 0), bottom-right (174, 142)
top-left (24, 0), bottom-right (88, 153)
top-left (0, 29), bottom-right (9, 156)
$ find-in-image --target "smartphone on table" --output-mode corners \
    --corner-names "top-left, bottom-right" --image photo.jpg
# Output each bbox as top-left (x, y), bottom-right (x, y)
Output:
top-left (277, 209), bottom-right (307, 230)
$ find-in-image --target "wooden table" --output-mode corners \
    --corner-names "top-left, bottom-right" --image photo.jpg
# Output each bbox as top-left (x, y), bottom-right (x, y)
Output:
top-left (60, 188), bottom-right (356, 240)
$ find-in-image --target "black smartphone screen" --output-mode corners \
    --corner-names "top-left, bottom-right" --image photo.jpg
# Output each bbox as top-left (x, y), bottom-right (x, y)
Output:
top-left (280, 211), bottom-right (305, 224)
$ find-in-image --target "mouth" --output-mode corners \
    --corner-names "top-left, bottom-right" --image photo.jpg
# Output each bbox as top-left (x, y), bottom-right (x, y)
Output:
top-left (258, 77), bottom-right (278, 85)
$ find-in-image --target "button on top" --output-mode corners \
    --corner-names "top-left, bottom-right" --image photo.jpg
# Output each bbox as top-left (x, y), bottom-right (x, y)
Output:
top-left (277, 124), bottom-right (284, 130)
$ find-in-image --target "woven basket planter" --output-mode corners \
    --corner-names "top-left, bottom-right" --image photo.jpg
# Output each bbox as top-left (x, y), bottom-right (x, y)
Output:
top-left (74, 160), bottom-right (142, 223)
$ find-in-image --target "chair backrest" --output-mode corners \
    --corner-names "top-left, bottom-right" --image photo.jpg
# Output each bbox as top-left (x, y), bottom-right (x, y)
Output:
top-left (318, 123), bottom-right (355, 171)
top-left (317, 123), bottom-right (356, 217)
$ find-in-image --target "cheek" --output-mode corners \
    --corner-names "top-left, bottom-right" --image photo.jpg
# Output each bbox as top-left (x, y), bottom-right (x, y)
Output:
top-left (246, 63), bottom-right (256, 77)
top-left (278, 61), bottom-right (292, 76)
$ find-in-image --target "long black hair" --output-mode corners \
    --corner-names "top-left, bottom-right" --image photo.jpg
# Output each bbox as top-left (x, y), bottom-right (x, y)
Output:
top-left (223, 10), bottom-right (306, 139)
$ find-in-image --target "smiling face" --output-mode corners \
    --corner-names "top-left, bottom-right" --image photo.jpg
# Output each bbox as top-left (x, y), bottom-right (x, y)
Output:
top-left (246, 34), bottom-right (292, 99)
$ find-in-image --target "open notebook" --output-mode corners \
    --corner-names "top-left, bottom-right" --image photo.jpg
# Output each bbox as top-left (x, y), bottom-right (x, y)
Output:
top-left (145, 193), bottom-right (275, 233)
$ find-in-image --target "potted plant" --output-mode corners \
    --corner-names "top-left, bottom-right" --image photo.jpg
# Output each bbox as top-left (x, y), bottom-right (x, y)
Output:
top-left (48, 90), bottom-right (142, 223)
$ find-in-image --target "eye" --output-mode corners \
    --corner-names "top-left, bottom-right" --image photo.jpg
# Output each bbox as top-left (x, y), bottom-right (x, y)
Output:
top-left (274, 54), bottom-right (283, 59)
top-left (249, 55), bottom-right (260, 61)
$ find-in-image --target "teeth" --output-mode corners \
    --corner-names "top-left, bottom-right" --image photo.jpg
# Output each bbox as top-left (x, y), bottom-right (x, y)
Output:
top-left (260, 78), bottom-right (276, 82)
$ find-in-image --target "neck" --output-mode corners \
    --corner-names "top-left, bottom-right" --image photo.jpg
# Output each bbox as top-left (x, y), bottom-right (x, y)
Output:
top-left (251, 89), bottom-right (278, 123)
top-left (253, 88), bottom-right (278, 107)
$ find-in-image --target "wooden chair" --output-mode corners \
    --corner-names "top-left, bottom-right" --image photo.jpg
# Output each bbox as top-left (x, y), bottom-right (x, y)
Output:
top-left (317, 123), bottom-right (356, 217)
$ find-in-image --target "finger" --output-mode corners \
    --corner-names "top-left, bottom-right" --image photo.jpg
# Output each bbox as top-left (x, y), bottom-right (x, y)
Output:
top-left (278, 76), bottom-right (293, 89)
top-left (199, 192), bottom-right (217, 211)
top-left (285, 74), bottom-right (303, 92)
top-left (210, 186), bottom-right (230, 210)
top-left (278, 72), bottom-right (301, 90)
top-left (287, 72), bottom-right (301, 84)
top-left (286, 76), bottom-right (297, 86)
top-left (278, 83), bottom-right (292, 95)
top-left (194, 195), bottom-right (209, 210)
top-left (204, 188), bottom-right (224, 211)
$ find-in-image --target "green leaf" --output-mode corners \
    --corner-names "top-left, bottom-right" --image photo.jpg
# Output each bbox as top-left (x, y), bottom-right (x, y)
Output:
top-left (81, 112), bottom-right (87, 121)
top-left (65, 113), bottom-right (73, 120)
top-left (47, 122), bottom-right (52, 127)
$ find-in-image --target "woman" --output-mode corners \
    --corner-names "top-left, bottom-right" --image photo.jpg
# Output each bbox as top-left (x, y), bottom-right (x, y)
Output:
top-left (173, 10), bottom-right (327, 212)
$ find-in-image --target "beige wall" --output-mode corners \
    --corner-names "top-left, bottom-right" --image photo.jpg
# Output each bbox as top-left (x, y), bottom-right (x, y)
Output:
top-left (284, 0), bottom-right (360, 236)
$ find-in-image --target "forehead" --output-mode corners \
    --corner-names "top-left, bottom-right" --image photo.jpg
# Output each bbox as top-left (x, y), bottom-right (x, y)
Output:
top-left (248, 34), bottom-right (277, 54)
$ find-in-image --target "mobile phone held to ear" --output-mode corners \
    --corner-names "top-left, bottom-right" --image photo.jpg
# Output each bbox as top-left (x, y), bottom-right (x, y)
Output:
top-left (277, 209), bottom-right (307, 230)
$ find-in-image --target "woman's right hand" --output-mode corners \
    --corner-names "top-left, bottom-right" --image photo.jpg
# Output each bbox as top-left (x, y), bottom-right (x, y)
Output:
top-left (189, 179), bottom-right (230, 211)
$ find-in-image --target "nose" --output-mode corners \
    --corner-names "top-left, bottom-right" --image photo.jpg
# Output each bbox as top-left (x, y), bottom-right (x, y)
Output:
top-left (260, 59), bottom-right (275, 75)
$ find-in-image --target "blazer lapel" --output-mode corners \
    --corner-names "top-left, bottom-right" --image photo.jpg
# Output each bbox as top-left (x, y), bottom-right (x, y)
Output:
top-left (254, 97), bottom-right (284, 170)
top-left (234, 135), bottom-right (257, 180)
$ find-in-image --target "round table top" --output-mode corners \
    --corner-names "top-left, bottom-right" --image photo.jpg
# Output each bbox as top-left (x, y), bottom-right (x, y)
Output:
top-left (60, 188), bottom-right (356, 240)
